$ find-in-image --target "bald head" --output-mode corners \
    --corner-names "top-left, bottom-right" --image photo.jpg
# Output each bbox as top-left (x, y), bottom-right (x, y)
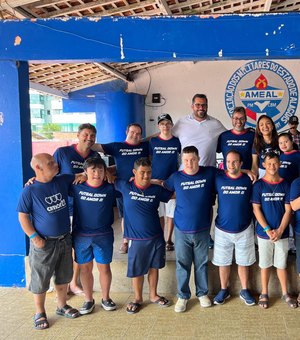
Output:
top-left (31, 153), bottom-right (58, 181)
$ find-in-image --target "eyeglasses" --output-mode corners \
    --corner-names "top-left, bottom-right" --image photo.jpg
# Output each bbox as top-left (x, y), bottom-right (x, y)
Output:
top-left (193, 103), bottom-right (207, 108)
top-left (232, 117), bottom-right (246, 121)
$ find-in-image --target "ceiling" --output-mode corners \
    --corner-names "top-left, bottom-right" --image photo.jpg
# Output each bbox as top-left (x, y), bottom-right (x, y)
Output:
top-left (1, 0), bottom-right (300, 95)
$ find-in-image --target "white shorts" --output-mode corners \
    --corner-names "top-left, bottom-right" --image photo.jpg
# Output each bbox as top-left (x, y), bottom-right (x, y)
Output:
top-left (257, 237), bottom-right (288, 269)
top-left (158, 199), bottom-right (176, 218)
top-left (212, 224), bottom-right (256, 267)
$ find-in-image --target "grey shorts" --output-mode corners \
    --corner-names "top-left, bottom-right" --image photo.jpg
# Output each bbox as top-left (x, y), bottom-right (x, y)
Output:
top-left (257, 237), bottom-right (289, 269)
top-left (29, 233), bottom-right (73, 294)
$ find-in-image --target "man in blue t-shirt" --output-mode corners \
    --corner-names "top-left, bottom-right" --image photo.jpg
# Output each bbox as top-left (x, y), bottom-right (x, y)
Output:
top-left (150, 114), bottom-right (181, 251)
top-left (71, 157), bottom-right (116, 315)
top-left (115, 157), bottom-right (172, 314)
top-left (212, 150), bottom-right (256, 306)
top-left (164, 146), bottom-right (215, 312)
top-left (17, 153), bottom-right (80, 330)
top-left (217, 106), bottom-right (255, 170)
top-left (252, 152), bottom-right (297, 309)
top-left (53, 123), bottom-right (100, 296)
top-left (93, 123), bottom-right (149, 254)
top-left (290, 177), bottom-right (300, 306)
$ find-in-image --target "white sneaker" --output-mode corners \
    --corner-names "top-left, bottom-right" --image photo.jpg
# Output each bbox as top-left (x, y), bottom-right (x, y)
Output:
top-left (199, 295), bottom-right (212, 308)
top-left (174, 298), bottom-right (188, 313)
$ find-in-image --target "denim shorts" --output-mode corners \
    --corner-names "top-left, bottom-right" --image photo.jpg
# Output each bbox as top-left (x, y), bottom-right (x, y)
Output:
top-left (73, 233), bottom-right (114, 265)
top-left (127, 237), bottom-right (166, 278)
top-left (29, 233), bottom-right (73, 294)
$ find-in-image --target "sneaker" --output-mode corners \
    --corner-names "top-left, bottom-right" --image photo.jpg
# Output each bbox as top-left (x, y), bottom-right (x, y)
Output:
top-left (199, 295), bottom-right (212, 308)
top-left (213, 289), bottom-right (230, 305)
top-left (79, 299), bottom-right (95, 315)
top-left (101, 298), bottom-right (116, 311)
top-left (240, 289), bottom-right (256, 306)
top-left (174, 298), bottom-right (188, 313)
top-left (119, 242), bottom-right (128, 254)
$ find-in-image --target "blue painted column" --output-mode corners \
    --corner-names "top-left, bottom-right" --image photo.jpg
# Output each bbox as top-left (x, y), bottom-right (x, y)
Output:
top-left (0, 61), bottom-right (32, 287)
top-left (63, 87), bottom-right (145, 142)
top-left (94, 92), bottom-right (145, 142)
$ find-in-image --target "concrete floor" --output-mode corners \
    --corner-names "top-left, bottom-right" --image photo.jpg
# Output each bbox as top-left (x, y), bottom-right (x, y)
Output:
top-left (5, 210), bottom-right (300, 339)
top-left (0, 287), bottom-right (300, 340)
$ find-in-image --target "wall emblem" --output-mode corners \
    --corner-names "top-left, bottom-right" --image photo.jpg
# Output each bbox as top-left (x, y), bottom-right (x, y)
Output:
top-left (225, 60), bottom-right (298, 130)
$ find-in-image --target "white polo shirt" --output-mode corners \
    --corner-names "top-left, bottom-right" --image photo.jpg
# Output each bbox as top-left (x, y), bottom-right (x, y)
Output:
top-left (172, 114), bottom-right (225, 167)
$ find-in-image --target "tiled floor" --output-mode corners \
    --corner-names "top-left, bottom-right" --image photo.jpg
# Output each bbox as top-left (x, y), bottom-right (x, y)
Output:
top-left (0, 287), bottom-right (299, 340)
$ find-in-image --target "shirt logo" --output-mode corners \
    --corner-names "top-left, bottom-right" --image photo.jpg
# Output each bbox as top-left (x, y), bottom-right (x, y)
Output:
top-left (225, 60), bottom-right (299, 130)
top-left (45, 193), bottom-right (66, 212)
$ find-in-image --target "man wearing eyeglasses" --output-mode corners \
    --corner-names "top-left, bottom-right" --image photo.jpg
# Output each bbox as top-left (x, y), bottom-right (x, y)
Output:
top-left (288, 115), bottom-right (300, 149)
top-left (172, 94), bottom-right (225, 168)
top-left (217, 107), bottom-right (255, 170)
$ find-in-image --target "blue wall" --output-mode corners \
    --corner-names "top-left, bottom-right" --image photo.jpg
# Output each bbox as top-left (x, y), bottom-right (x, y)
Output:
top-left (63, 82), bottom-right (145, 142)
top-left (0, 61), bottom-right (32, 287)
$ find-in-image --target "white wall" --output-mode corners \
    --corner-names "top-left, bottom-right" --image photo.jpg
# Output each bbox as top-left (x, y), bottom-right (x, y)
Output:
top-left (127, 60), bottom-right (300, 136)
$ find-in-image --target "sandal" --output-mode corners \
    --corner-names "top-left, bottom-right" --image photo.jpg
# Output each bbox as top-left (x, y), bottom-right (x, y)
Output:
top-left (152, 296), bottom-right (171, 307)
top-left (166, 241), bottom-right (174, 251)
top-left (126, 302), bottom-right (142, 314)
top-left (282, 294), bottom-right (298, 309)
top-left (34, 312), bottom-right (49, 330)
top-left (56, 304), bottom-right (80, 318)
top-left (258, 294), bottom-right (269, 309)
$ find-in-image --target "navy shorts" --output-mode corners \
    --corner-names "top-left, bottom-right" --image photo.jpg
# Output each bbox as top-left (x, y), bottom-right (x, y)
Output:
top-left (127, 236), bottom-right (166, 278)
top-left (296, 233), bottom-right (300, 273)
top-left (73, 233), bottom-right (114, 265)
top-left (29, 233), bottom-right (73, 294)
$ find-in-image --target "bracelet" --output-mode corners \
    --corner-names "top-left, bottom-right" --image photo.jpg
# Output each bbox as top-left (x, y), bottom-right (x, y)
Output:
top-left (263, 226), bottom-right (271, 232)
top-left (29, 231), bottom-right (38, 239)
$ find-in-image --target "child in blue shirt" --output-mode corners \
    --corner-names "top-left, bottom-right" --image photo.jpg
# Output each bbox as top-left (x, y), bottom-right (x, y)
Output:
top-left (252, 152), bottom-right (297, 309)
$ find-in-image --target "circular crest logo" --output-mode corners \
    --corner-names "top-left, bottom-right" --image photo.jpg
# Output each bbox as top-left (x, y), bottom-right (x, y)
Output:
top-left (225, 60), bottom-right (298, 130)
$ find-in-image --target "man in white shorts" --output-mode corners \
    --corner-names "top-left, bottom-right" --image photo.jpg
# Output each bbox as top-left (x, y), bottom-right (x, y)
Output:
top-left (212, 150), bottom-right (256, 306)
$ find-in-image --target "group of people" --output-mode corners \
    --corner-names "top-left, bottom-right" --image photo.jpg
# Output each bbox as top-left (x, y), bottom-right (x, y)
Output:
top-left (17, 93), bottom-right (300, 330)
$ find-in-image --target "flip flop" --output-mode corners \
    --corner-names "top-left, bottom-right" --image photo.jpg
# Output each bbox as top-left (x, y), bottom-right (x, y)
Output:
top-left (152, 296), bottom-right (171, 307)
top-left (126, 302), bottom-right (142, 314)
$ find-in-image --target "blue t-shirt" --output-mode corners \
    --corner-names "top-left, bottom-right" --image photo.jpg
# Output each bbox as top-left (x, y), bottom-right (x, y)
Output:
top-left (252, 143), bottom-right (280, 169)
top-left (53, 145), bottom-right (100, 214)
top-left (290, 177), bottom-right (300, 235)
top-left (279, 150), bottom-right (300, 184)
top-left (217, 129), bottom-right (254, 170)
top-left (164, 167), bottom-right (216, 233)
top-left (215, 172), bottom-right (252, 233)
top-left (70, 181), bottom-right (116, 235)
top-left (17, 174), bottom-right (74, 237)
top-left (53, 144), bottom-right (100, 174)
top-left (102, 142), bottom-right (149, 180)
top-left (149, 136), bottom-right (181, 180)
top-left (251, 178), bottom-right (290, 239)
top-left (114, 179), bottom-right (172, 240)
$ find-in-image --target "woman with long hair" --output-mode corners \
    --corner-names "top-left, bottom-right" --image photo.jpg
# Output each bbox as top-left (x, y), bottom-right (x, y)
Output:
top-left (252, 115), bottom-right (280, 179)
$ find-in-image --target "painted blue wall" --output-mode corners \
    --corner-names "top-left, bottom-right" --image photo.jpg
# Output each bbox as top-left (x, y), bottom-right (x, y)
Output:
top-left (0, 61), bottom-right (32, 287)
top-left (63, 84), bottom-right (145, 142)
top-left (0, 14), bottom-right (300, 62)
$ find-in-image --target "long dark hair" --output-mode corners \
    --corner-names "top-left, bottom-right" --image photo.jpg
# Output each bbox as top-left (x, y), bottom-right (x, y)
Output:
top-left (253, 115), bottom-right (278, 154)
